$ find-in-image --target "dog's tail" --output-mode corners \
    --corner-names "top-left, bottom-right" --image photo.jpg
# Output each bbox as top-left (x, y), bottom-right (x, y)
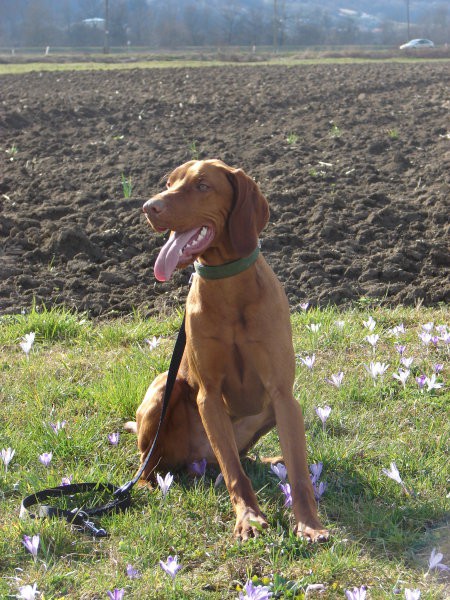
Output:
top-left (124, 421), bottom-right (137, 434)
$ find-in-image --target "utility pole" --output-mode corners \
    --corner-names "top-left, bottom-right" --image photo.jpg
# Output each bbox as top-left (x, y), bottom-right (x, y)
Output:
top-left (104, 0), bottom-right (110, 53)
top-left (279, 0), bottom-right (285, 47)
top-left (273, 0), bottom-right (278, 51)
top-left (406, 0), bottom-right (410, 40)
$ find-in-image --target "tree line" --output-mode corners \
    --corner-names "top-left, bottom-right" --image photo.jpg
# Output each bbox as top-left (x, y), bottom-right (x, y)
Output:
top-left (0, 0), bottom-right (448, 49)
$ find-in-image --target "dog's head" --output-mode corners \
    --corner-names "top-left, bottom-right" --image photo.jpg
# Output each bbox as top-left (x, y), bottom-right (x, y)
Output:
top-left (143, 159), bottom-right (269, 281)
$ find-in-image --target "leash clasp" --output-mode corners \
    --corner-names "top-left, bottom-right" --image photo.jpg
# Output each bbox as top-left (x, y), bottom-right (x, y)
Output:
top-left (70, 509), bottom-right (108, 538)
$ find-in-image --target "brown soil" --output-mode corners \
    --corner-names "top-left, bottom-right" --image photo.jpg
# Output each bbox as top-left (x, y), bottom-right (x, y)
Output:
top-left (0, 62), bottom-right (449, 317)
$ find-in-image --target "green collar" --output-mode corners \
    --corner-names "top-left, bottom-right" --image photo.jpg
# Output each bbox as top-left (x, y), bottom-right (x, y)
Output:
top-left (194, 246), bottom-right (260, 280)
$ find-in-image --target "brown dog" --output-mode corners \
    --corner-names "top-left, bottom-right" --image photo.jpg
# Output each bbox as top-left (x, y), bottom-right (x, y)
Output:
top-left (126, 159), bottom-right (328, 542)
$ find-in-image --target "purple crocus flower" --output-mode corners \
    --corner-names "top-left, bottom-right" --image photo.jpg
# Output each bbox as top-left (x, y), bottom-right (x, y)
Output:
top-left (428, 548), bottom-right (450, 572)
top-left (126, 564), bottom-right (141, 579)
top-left (305, 584), bottom-right (326, 594)
top-left (418, 331), bottom-right (432, 345)
top-left (313, 480), bottom-right (328, 501)
top-left (156, 472), bottom-right (174, 498)
top-left (299, 302), bottom-right (309, 311)
top-left (365, 361), bottom-right (389, 383)
top-left (440, 332), bottom-right (450, 344)
top-left (389, 324), bottom-right (405, 337)
top-left (189, 458), bottom-right (207, 477)
top-left (61, 475), bottom-right (73, 486)
top-left (363, 316), bottom-right (376, 331)
top-left (239, 579), bottom-right (273, 599)
top-left (416, 374), bottom-right (427, 390)
top-left (22, 534), bottom-right (40, 559)
top-left (20, 332), bottom-right (35, 358)
top-left (433, 363), bottom-right (444, 374)
top-left (270, 462), bottom-right (287, 481)
top-left (382, 461), bottom-right (412, 495)
top-left (425, 374), bottom-right (444, 392)
top-left (279, 482), bottom-right (292, 507)
top-left (299, 354), bottom-right (315, 369)
top-left (392, 369), bottom-right (410, 388)
top-left (108, 432), bottom-right (119, 445)
top-left (39, 452), bottom-right (52, 467)
top-left (50, 420), bottom-right (67, 434)
top-left (145, 336), bottom-right (161, 350)
top-left (345, 586), bottom-right (367, 600)
top-left (315, 406), bottom-right (331, 431)
top-left (1, 447), bottom-right (15, 472)
top-left (382, 462), bottom-right (403, 485)
top-left (395, 344), bottom-right (406, 356)
top-left (366, 334), bottom-right (379, 349)
top-left (326, 371), bottom-right (344, 388)
top-left (107, 589), bottom-right (124, 600)
top-left (404, 589), bottom-right (421, 600)
top-left (310, 462), bottom-right (323, 484)
top-left (401, 357), bottom-right (414, 369)
top-left (159, 555), bottom-right (182, 579)
top-left (18, 583), bottom-right (39, 600)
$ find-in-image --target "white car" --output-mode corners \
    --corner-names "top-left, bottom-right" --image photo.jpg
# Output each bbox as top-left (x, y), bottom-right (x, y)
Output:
top-left (400, 39), bottom-right (434, 49)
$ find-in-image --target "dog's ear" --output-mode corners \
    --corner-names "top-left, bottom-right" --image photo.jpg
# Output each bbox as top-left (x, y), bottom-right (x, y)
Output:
top-left (226, 168), bottom-right (270, 256)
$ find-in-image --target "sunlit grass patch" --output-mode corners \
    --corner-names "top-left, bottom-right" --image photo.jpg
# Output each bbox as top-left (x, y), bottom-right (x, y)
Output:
top-left (0, 305), bottom-right (448, 598)
top-left (1, 54), bottom-right (450, 76)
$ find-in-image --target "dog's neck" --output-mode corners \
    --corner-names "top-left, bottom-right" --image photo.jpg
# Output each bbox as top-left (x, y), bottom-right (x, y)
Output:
top-left (194, 245), bottom-right (260, 280)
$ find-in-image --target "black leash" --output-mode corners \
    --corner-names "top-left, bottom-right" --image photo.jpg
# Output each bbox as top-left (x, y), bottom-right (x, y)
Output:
top-left (20, 313), bottom-right (186, 537)
top-left (114, 312), bottom-right (186, 496)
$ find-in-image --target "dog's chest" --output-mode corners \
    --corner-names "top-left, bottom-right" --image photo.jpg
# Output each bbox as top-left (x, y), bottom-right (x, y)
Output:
top-left (189, 325), bottom-right (271, 417)
top-left (222, 351), bottom-right (269, 417)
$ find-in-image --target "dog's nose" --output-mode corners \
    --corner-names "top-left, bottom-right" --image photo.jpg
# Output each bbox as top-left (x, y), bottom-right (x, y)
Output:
top-left (143, 198), bottom-right (164, 215)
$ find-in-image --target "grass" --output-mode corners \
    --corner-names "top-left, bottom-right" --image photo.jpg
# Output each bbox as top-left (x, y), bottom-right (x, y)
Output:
top-left (0, 304), bottom-right (448, 599)
top-left (286, 133), bottom-right (299, 146)
top-left (0, 55), bottom-right (449, 76)
top-left (189, 140), bottom-right (200, 161)
top-left (121, 174), bottom-right (133, 199)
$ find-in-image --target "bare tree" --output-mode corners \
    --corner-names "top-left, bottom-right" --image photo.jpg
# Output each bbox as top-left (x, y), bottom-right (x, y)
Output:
top-left (22, 0), bottom-right (61, 46)
top-left (219, 0), bottom-right (241, 45)
top-left (127, 0), bottom-right (153, 45)
top-left (419, 3), bottom-right (449, 43)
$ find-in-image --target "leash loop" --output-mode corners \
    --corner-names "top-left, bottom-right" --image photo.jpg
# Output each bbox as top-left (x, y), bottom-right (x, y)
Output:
top-left (20, 313), bottom-right (187, 536)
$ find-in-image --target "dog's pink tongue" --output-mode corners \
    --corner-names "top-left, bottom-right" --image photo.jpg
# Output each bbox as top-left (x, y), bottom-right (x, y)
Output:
top-left (154, 229), bottom-right (198, 282)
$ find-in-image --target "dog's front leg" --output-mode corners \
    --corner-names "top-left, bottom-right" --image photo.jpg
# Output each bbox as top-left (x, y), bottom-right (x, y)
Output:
top-left (196, 389), bottom-right (268, 540)
top-left (272, 391), bottom-right (329, 543)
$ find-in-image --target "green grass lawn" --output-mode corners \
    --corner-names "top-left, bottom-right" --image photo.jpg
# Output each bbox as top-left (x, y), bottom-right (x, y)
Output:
top-left (0, 55), bottom-right (449, 75)
top-left (0, 304), bottom-right (448, 599)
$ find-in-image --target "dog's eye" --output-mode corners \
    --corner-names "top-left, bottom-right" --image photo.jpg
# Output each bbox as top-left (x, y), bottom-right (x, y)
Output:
top-left (166, 181), bottom-right (172, 189)
top-left (197, 183), bottom-right (209, 192)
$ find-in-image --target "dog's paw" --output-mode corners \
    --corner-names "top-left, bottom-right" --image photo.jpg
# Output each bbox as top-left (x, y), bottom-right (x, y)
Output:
top-left (136, 478), bottom-right (155, 491)
top-left (295, 523), bottom-right (329, 543)
top-left (234, 509), bottom-right (268, 541)
top-left (123, 421), bottom-right (137, 433)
